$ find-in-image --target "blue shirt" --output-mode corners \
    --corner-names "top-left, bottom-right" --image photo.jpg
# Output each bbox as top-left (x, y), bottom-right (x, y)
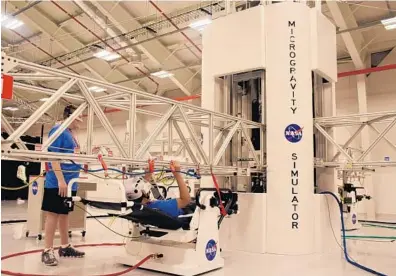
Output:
top-left (45, 125), bottom-right (80, 191)
top-left (147, 199), bottom-right (184, 218)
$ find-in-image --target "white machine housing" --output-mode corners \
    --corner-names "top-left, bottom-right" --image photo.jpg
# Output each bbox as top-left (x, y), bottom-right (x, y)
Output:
top-left (201, 2), bottom-right (340, 255)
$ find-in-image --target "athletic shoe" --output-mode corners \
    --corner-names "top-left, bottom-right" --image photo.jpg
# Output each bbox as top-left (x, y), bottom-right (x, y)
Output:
top-left (41, 249), bottom-right (58, 266)
top-left (58, 244), bottom-right (85, 258)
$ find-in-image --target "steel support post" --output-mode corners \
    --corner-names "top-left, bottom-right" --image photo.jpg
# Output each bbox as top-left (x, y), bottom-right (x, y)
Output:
top-left (135, 105), bottom-right (177, 159)
top-left (173, 120), bottom-right (199, 164)
top-left (358, 118), bottom-right (396, 161)
top-left (168, 119), bottom-right (173, 155)
top-left (78, 81), bottom-right (128, 158)
top-left (178, 106), bottom-right (209, 165)
top-left (314, 123), bottom-right (354, 161)
top-left (331, 124), bottom-right (366, 161)
top-left (86, 105), bottom-right (94, 155)
top-left (209, 114), bottom-right (214, 164)
top-left (128, 94), bottom-right (137, 158)
top-left (42, 103), bottom-right (88, 151)
top-left (1, 114), bottom-right (28, 150)
top-left (368, 124), bottom-right (396, 153)
top-left (214, 121), bottom-right (241, 165)
top-left (260, 71), bottom-right (266, 166)
top-left (6, 79), bottom-right (77, 143)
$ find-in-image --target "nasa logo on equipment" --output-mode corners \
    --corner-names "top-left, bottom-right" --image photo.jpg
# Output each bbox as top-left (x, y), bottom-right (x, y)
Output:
top-left (205, 239), bottom-right (217, 261)
top-left (32, 181), bottom-right (38, 196)
top-left (352, 214), bottom-right (357, 224)
top-left (284, 124), bottom-right (303, 143)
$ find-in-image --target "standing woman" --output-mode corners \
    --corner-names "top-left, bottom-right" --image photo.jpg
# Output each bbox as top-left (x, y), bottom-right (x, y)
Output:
top-left (41, 105), bottom-right (85, 266)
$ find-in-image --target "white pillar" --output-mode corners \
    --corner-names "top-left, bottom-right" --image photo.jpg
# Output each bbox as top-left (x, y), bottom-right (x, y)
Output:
top-left (356, 74), bottom-right (375, 219)
top-left (265, 3), bottom-right (315, 255)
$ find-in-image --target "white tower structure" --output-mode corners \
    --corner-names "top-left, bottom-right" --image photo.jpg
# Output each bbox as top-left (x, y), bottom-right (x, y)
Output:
top-left (202, 2), bottom-right (340, 255)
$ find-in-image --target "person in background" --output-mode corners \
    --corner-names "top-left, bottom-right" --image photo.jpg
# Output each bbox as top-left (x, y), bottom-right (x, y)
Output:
top-left (41, 105), bottom-right (85, 266)
top-left (125, 161), bottom-right (191, 218)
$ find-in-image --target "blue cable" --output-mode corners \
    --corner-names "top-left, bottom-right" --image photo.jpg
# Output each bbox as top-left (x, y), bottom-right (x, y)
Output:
top-left (70, 160), bottom-right (200, 179)
top-left (320, 191), bottom-right (387, 276)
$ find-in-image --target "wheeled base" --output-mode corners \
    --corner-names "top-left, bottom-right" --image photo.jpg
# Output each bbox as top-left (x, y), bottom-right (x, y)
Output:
top-left (118, 240), bottom-right (224, 276)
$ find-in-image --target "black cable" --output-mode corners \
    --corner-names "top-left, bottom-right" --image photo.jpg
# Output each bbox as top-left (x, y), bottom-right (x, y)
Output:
top-left (1, 215), bottom-right (112, 225)
top-left (359, 220), bottom-right (396, 226)
top-left (73, 204), bottom-right (138, 239)
top-left (347, 239), bottom-right (395, 243)
top-left (321, 191), bottom-right (386, 276)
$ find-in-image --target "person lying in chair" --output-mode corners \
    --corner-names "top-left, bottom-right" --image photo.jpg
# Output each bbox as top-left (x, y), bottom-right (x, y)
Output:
top-left (124, 161), bottom-right (191, 218)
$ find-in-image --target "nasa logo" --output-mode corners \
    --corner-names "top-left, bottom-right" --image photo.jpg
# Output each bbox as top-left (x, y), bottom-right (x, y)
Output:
top-left (285, 124), bottom-right (303, 143)
top-left (352, 214), bottom-right (357, 224)
top-left (32, 181), bottom-right (38, 196)
top-left (205, 239), bottom-right (217, 261)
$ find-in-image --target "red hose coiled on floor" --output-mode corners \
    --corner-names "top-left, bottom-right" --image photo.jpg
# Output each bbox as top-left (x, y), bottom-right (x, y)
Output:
top-left (1, 243), bottom-right (155, 276)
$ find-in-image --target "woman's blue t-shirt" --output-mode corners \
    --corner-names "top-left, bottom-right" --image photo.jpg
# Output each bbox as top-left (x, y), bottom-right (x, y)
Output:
top-left (45, 125), bottom-right (80, 191)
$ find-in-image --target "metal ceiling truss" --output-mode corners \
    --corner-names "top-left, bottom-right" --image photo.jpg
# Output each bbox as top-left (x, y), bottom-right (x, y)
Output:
top-left (39, 1), bottom-right (224, 67)
top-left (1, 54), bottom-right (263, 175)
top-left (315, 111), bottom-right (396, 167)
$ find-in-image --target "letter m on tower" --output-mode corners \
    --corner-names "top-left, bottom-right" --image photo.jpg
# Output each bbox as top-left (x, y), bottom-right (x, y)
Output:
top-left (288, 21), bottom-right (296, 27)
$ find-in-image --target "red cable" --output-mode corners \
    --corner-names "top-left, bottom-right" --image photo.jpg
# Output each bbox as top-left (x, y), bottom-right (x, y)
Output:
top-left (1, 243), bottom-right (155, 276)
top-left (210, 169), bottom-right (227, 217)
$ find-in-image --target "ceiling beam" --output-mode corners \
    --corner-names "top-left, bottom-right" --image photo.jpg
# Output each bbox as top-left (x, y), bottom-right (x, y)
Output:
top-left (327, 1), bottom-right (367, 69)
top-left (6, 1), bottom-right (149, 92)
top-left (89, 1), bottom-right (196, 96)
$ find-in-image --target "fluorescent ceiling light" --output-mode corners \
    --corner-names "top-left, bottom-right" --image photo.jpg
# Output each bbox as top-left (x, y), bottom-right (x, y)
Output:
top-left (4, 107), bottom-right (19, 111)
top-left (93, 49), bottom-right (120, 61)
top-left (88, 86), bottom-right (106, 93)
top-left (381, 16), bottom-right (396, 30)
top-left (1, 16), bottom-right (24, 30)
top-left (381, 16), bottom-right (396, 26)
top-left (384, 24), bottom-right (396, 31)
top-left (150, 70), bottom-right (174, 78)
top-left (189, 18), bottom-right (212, 30)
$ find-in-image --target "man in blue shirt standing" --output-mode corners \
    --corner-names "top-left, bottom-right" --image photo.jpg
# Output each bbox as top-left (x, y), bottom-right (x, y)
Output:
top-left (125, 161), bottom-right (191, 218)
top-left (41, 106), bottom-right (85, 266)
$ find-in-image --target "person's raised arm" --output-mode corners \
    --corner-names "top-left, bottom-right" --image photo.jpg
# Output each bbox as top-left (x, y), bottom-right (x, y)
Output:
top-left (171, 161), bottom-right (191, 208)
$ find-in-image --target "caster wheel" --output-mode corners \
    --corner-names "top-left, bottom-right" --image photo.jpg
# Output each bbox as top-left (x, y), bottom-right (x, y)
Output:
top-left (81, 231), bottom-right (86, 237)
top-left (38, 234), bottom-right (42, 241)
top-left (25, 231), bottom-right (29, 238)
top-left (69, 233), bottom-right (72, 238)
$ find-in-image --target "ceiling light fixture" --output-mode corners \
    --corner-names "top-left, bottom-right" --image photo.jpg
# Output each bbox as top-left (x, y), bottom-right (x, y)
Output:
top-left (150, 70), bottom-right (174, 79)
top-left (1, 16), bottom-right (24, 30)
top-left (3, 107), bottom-right (19, 111)
top-left (381, 16), bottom-right (396, 30)
top-left (93, 49), bottom-right (120, 61)
top-left (189, 18), bottom-right (212, 30)
top-left (88, 86), bottom-right (106, 93)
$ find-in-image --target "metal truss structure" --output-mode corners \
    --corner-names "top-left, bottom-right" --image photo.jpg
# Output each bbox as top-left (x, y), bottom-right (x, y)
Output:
top-left (2, 54), bottom-right (395, 175)
top-left (315, 111), bottom-right (396, 168)
top-left (1, 54), bottom-right (264, 176)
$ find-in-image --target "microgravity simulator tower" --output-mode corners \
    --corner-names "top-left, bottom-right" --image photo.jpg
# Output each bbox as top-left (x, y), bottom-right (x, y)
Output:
top-left (201, 2), bottom-right (340, 254)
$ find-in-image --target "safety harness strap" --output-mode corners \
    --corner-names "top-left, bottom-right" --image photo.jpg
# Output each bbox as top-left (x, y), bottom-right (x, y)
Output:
top-left (210, 169), bottom-right (227, 217)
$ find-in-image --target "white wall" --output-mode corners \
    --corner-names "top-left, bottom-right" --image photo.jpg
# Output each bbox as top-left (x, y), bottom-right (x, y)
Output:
top-left (335, 60), bottom-right (396, 216)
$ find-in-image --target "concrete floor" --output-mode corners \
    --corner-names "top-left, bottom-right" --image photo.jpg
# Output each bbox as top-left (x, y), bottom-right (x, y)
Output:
top-left (1, 200), bottom-right (396, 276)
